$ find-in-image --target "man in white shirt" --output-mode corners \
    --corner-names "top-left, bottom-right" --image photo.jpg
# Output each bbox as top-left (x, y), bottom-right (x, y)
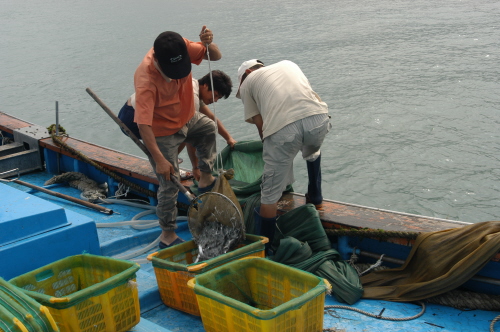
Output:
top-left (237, 59), bottom-right (331, 242)
top-left (180, 70), bottom-right (236, 180)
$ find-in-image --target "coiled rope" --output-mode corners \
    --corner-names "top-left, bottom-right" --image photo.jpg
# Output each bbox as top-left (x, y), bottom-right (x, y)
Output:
top-left (47, 124), bottom-right (157, 198)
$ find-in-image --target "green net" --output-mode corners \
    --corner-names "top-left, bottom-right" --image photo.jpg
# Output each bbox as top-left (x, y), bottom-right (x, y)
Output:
top-left (271, 205), bottom-right (364, 305)
top-left (273, 204), bottom-right (331, 252)
top-left (189, 142), bottom-right (365, 304)
top-left (206, 141), bottom-right (293, 233)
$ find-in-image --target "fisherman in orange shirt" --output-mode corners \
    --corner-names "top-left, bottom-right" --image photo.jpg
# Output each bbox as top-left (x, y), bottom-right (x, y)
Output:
top-left (118, 27), bottom-right (221, 249)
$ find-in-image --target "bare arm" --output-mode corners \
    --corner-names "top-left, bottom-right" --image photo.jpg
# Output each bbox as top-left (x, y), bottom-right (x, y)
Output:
top-left (199, 105), bottom-right (237, 148)
top-left (251, 114), bottom-right (264, 141)
top-left (138, 124), bottom-right (174, 181)
top-left (199, 26), bottom-right (222, 61)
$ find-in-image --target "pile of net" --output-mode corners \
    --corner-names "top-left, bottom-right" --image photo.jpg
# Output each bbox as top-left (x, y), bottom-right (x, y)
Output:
top-left (360, 220), bottom-right (500, 304)
top-left (271, 204), bottom-right (364, 305)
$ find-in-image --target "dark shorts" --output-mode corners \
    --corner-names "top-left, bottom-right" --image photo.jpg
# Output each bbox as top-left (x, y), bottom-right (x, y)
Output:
top-left (117, 102), bottom-right (141, 139)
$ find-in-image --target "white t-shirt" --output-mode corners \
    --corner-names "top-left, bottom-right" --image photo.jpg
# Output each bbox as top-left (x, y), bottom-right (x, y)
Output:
top-left (192, 79), bottom-right (206, 113)
top-left (239, 60), bottom-right (329, 138)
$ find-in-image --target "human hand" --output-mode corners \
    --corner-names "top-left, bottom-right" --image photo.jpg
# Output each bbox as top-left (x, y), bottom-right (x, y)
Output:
top-left (227, 138), bottom-right (237, 150)
top-left (192, 167), bottom-right (201, 181)
top-left (199, 25), bottom-right (213, 45)
top-left (156, 158), bottom-right (174, 181)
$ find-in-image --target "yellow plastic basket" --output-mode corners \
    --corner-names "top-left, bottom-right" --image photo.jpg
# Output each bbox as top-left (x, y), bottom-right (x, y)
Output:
top-left (187, 257), bottom-right (331, 332)
top-left (9, 254), bottom-right (140, 332)
top-left (147, 234), bottom-right (267, 316)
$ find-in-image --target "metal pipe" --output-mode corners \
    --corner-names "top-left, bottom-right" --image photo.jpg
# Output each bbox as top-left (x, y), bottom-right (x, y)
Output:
top-left (55, 101), bottom-right (60, 173)
top-left (55, 101), bottom-right (59, 136)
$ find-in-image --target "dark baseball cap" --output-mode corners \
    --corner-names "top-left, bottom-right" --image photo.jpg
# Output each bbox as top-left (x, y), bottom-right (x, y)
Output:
top-left (154, 31), bottom-right (191, 79)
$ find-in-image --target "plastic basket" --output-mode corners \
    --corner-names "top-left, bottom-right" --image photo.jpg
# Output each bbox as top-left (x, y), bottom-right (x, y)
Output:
top-left (9, 254), bottom-right (140, 332)
top-left (147, 234), bottom-right (267, 316)
top-left (187, 257), bottom-right (331, 332)
top-left (0, 277), bottom-right (58, 332)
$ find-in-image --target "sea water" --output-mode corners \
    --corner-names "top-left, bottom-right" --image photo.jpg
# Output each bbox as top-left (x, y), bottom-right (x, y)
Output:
top-left (1, 0), bottom-right (499, 223)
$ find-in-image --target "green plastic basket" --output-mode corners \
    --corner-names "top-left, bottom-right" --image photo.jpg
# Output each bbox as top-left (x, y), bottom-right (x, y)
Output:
top-left (9, 254), bottom-right (140, 332)
top-left (188, 257), bottom-right (331, 332)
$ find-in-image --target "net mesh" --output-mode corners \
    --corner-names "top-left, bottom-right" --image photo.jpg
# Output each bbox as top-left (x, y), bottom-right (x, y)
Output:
top-left (188, 170), bottom-right (245, 261)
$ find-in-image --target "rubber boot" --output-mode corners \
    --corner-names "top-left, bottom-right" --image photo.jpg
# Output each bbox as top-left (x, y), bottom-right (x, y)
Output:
top-left (253, 207), bottom-right (277, 255)
top-left (306, 153), bottom-right (322, 206)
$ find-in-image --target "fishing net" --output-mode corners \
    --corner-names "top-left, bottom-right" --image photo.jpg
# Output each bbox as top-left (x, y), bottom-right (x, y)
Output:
top-left (360, 220), bottom-right (500, 303)
top-left (270, 204), bottom-right (364, 304)
top-left (187, 170), bottom-right (245, 261)
top-left (203, 141), bottom-right (293, 234)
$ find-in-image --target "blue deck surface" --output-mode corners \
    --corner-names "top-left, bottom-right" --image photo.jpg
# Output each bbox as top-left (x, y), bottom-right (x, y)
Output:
top-left (0, 183), bottom-right (69, 246)
top-left (4, 171), bottom-right (499, 332)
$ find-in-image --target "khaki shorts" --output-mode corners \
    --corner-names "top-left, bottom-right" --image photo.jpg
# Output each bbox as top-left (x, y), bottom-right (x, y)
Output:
top-left (261, 113), bottom-right (331, 204)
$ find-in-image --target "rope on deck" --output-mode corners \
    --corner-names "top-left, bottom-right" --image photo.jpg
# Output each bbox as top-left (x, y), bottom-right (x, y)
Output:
top-left (427, 290), bottom-right (500, 311)
top-left (491, 315), bottom-right (500, 332)
top-left (48, 127), bottom-right (157, 199)
top-left (323, 301), bottom-right (426, 329)
top-left (325, 228), bottom-right (420, 240)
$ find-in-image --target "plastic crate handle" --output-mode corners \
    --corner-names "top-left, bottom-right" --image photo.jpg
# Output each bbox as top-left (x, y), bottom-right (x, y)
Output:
top-left (13, 317), bottom-right (29, 332)
top-left (187, 278), bottom-right (196, 290)
top-left (186, 238), bottom-right (268, 272)
top-left (186, 262), bottom-right (208, 272)
top-left (35, 269), bottom-right (54, 282)
top-left (41, 306), bottom-right (59, 331)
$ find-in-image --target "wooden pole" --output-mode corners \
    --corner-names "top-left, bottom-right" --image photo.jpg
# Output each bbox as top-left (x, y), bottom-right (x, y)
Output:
top-left (13, 179), bottom-right (113, 215)
top-left (85, 88), bottom-right (196, 202)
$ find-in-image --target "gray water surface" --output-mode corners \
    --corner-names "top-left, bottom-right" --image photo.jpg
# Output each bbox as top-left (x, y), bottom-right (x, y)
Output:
top-left (2, 0), bottom-right (499, 223)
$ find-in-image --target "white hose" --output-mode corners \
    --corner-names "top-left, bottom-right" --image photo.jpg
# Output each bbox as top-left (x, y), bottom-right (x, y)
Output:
top-left (92, 198), bottom-right (189, 262)
top-left (100, 198), bottom-right (156, 209)
top-left (114, 235), bottom-right (161, 261)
